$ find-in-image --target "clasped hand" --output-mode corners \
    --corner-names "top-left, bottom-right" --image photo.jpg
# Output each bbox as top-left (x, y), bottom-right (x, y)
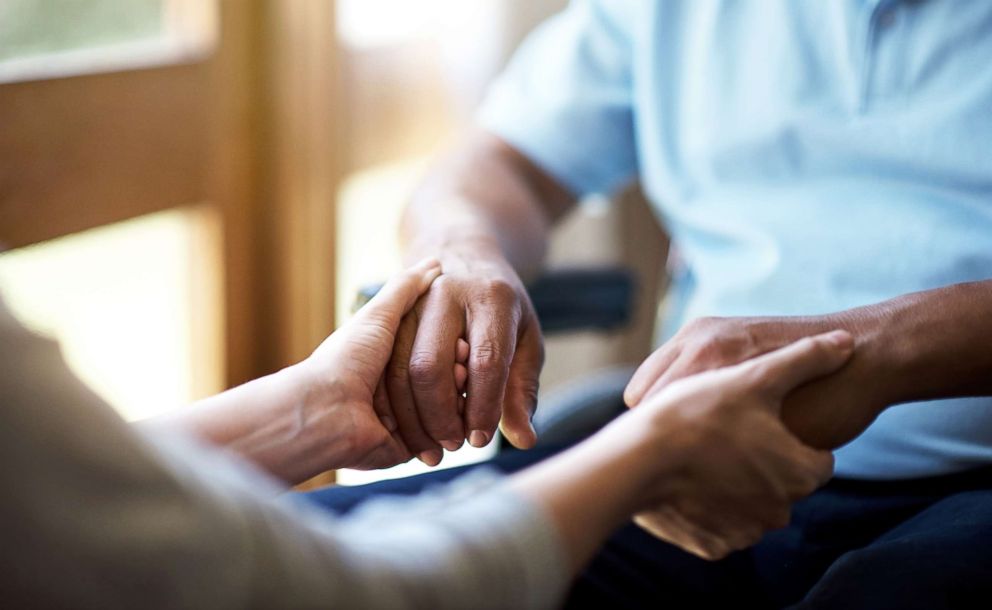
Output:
top-left (293, 262), bottom-right (856, 561)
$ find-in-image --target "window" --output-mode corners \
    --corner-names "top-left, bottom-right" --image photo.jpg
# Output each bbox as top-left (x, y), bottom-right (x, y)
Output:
top-left (0, 208), bottom-right (223, 421)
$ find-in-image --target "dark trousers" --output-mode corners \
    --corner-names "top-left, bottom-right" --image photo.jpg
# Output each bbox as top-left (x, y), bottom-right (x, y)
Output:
top-left (304, 447), bottom-right (992, 609)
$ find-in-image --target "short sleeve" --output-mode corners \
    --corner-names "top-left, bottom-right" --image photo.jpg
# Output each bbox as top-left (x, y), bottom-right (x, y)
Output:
top-left (477, 0), bottom-right (638, 197)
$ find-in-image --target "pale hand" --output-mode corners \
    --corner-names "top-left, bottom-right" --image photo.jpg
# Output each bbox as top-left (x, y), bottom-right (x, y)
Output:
top-left (619, 331), bottom-right (853, 560)
top-left (292, 258), bottom-right (447, 470)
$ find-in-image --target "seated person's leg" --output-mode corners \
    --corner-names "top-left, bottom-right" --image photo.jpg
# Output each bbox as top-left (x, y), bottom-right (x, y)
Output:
top-left (565, 467), bottom-right (992, 610)
top-left (794, 468), bottom-right (992, 610)
top-left (302, 444), bottom-right (565, 514)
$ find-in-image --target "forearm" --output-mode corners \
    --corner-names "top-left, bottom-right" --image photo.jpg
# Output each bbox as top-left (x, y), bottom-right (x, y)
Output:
top-left (139, 364), bottom-right (332, 485)
top-left (402, 129), bottom-right (574, 281)
top-left (506, 419), bottom-right (665, 573)
top-left (780, 280), bottom-right (992, 412)
top-left (852, 280), bottom-right (992, 404)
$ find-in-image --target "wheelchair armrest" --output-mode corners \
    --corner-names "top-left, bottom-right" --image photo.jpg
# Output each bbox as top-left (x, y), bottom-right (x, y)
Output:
top-left (354, 267), bottom-right (636, 335)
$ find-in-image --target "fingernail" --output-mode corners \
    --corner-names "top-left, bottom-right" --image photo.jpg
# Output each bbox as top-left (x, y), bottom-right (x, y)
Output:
top-left (418, 449), bottom-right (442, 467)
top-left (440, 439), bottom-right (462, 452)
top-left (468, 429), bottom-right (490, 448)
top-left (380, 415), bottom-right (396, 432)
top-left (823, 330), bottom-right (853, 350)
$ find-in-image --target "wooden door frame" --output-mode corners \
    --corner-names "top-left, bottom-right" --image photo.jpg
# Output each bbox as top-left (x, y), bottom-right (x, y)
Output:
top-left (0, 0), bottom-right (341, 388)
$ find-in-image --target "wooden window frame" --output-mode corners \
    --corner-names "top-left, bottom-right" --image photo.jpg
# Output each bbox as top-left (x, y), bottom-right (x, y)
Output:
top-left (0, 0), bottom-right (340, 389)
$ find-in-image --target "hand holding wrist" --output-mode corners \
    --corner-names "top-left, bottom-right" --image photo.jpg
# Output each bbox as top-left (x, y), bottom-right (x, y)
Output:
top-left (624, 332), bottom-right (851, 559)
top-left (625, 308), bottom-right (896, 450)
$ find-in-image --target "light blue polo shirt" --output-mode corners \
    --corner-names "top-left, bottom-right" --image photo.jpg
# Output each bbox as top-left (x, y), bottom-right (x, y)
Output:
top-left (479, 0), bottom-right (992, 479)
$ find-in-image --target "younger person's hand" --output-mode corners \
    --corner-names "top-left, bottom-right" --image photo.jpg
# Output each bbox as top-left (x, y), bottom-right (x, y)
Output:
top-left (619, 331), bottom-right (853, 559)
top-left (296, 258), bottom-right (445, 470)
top-left (624, 315), bottom-right (884, 449)
top-left (157, 259), bottom-right (470, 484)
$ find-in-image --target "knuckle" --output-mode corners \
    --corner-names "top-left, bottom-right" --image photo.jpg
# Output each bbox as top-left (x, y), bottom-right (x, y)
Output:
top-left (431, 274), bottom-right (453, 291)
top-left (481, 277), bottom-right (517, 303)
top-left (692, 337), bottom-right (732, 365)
top-left (408, 351), bottom-right (445, 383)
top-left (430, 274), bottom-right (462, 298)
top-left (470, 341), bottom-right (505, 375)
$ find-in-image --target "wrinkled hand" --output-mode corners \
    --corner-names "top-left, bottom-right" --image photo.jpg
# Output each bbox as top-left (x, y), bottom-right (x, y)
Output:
top-left (379, 243), bottom-right (544, 466)
top-left (625, 331), bottom-right (853, 560)
top-left (624, 315), bottom-right (887, 449)
top-left (297, 258), bottom-right (452, 470)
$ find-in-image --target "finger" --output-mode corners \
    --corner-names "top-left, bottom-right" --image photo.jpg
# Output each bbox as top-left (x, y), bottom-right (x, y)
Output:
top-left (372, 374), bottom-right (396, 433)
top-left (624, 343), bottom-right (682, 407)
top-left (350, 257), bottom-right (441, 331)
top-left (791, 442), bottom-right (836, 493)
top-left (636, 356), bottom-right (694, 406)
top-left (499, 319), bottom-right (543, 449)
top-left (635, 509), bottom-right (729, 561)
top-left (353, 431), bottom-right (412, 470)
top-left (455, 339), bottom-right (469, 403)
top-left (739, 330), bottom-right (854, 402)
top-left (387, 311), bottom-right (443, 466)
top-left (767, 429), bottom-right (836, 500)
top-left (464, 296), bottom-right (521, 448)
top-left (342, 258), bottom-right (442, 379)
top-left (408, 293), bottom-right (465, 451)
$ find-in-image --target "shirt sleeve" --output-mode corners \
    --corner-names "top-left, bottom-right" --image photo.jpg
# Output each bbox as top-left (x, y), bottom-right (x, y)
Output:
top-left (0, 300), bottom-right (567, 610)
top-left (477, 0), bottom-right (638, 197)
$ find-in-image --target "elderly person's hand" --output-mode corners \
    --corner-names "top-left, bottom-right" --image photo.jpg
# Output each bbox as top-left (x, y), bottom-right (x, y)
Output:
top-left (378, 239), bottom-right (544, 466)
top-left (620, 331), bottom-right (852, 559)
top-left (296, 257), bottom-right (468, 471)
top-left (509, 330), bottom-right (853, 569)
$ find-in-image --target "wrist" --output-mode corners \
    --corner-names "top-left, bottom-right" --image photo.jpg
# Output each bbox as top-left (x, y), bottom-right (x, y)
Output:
top-left (262, 362), bottom-right (353, 480)
top-left (748, 307), bottom-right (899, 417)
top-left (584, 410), bottom-right (683, 513)
top-left (403, 199), bottom-right (503, 262)
top-left (824, 300), bottom-right (917, 412)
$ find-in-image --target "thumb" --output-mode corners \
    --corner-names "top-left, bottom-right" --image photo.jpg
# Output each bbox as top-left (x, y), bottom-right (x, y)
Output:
top-left (738, 330), bottom-right (854, 401)
top-left (347, 257), bottom-right (441, 341)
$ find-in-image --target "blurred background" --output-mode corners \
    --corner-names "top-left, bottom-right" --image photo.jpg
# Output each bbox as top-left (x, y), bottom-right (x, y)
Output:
top-left (0, 0), bottom-right (666, 485)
